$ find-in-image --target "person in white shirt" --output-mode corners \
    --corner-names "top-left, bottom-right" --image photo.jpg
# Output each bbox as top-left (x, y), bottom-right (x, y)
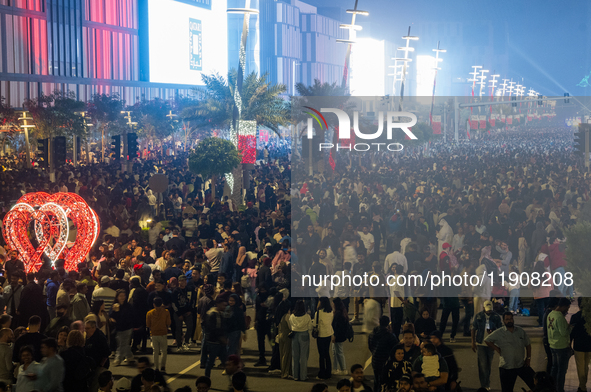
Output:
top-left (204, 240), bottom-right (223, 274)
top-left (475, 220), bottom-right (487, 235)
top-left (289, 300), bottom-right (312, 382)
top-left (436, 219), bottom-right (454, 256)
top-left (384, 243), bottom-right (408, 275)
top-left (182, 214), bottom-right (198, 240)
top-left (104, 220), bottom-right (120, 239)
top-left (333, 262), bottom-right (352, 301)
top-left (452, 227), bottom-right (465, 253)
top-left (357, 225), bottom-right (375, 255)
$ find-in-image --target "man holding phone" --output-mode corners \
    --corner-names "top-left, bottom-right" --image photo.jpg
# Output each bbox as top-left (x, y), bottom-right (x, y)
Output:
top-left (205, 240), bottom-right (222, 282)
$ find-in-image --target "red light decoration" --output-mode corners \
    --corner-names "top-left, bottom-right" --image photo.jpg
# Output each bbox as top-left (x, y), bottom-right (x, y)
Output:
top-left (238, 134), bottom-right (257, 164)
top-left (3, 192), bottom-right (100, 273)
top-left (238, 120), bottom-right (257, 164)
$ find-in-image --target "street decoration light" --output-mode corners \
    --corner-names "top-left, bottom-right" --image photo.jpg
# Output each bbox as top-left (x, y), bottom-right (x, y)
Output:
top-left (227, 2), bottom-right (259, 194)
top-left (3, 192), bottom-right (100, 272)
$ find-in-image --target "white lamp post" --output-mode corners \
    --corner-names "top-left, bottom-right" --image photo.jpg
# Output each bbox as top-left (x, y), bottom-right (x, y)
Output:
top-left (429, 41), bottom-right (445, 125)
top-left (478, 69), bottom-right (489, 97)
top-left (18, 111), bottom-right (34, 169)
top-left (337, 0), bottom-right (369, 90)
top-left (395, 26), bottom-right (418, 111)
top-left (469, 66), bottom-right (482, 99)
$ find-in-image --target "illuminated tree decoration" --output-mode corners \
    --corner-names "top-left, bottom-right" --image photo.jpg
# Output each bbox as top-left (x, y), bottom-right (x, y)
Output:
top-left (238, 120), bottom-right (257, 164)
top-left (2, 192), bottom-right (100, 272)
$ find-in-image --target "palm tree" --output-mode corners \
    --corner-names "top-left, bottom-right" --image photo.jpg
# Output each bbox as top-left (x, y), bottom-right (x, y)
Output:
top-left (182, 69), bottom-right (289, 136)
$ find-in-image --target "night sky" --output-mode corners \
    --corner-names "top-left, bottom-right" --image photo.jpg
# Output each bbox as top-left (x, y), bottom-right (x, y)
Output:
top-left (307, 0), bottom-right (591, 96)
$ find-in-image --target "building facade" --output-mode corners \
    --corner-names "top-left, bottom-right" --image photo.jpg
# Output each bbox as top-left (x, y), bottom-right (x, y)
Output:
top-left (0, 0), bottom-right (201, 107)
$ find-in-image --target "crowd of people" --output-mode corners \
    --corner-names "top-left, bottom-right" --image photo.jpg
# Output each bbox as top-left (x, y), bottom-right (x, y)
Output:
top-left (290, 127), bottom-right (591, 392)
top-left (0, 125), bottom-right (585, 392)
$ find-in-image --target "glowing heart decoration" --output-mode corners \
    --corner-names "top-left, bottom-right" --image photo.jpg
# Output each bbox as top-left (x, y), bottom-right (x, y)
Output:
top-left (2, 192), bottom-right (100, 272)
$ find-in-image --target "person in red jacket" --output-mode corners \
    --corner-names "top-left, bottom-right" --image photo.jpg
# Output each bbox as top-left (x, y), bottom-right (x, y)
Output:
top-left (540, 231), bottom-right (572, 297)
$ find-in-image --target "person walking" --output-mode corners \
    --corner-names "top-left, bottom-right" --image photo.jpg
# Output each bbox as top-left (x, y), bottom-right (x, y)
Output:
top-left (172, 275), bottom-right (195, 352)
top-left (146, 297), bottom-right (171, 372)
top-left (109, 289), bottom-right (134, 366)
top-left (39, 338), bottom-right (65, 392)
top-left (314, 297), bottom-right (334, 380)
top-left (547, 297), bottom-right (572, 392)
top-left (331, 298), bottom-right (349, 376)
top-left (276, 295), bottom-right (292, 379)
top-left (471, 300), bottom-right (502, 390)
top-left (485, 312), bottom-right (535, 392)
top-left (289, 300), bottom-right (312, 382)
top-left (203, 296), bottom-right (229, 378)
top-left (61, 330), bottom-right (93, 392)
top-left (368, 316), bottom-right (398, 392)
top-left (570, 297), bottom-right (591, 392)
top-left (226, 294), bottom-right (246, 357)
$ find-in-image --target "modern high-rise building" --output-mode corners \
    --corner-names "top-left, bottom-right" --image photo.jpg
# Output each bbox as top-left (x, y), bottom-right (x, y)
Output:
top-left (0, 0), bottom-right (349, 108)
top-left (259, 0), bottom-right (347, 96)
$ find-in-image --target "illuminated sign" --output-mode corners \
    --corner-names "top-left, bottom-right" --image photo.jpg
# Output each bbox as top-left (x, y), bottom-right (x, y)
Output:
top-left (189, 18), bottom-right (203, 71)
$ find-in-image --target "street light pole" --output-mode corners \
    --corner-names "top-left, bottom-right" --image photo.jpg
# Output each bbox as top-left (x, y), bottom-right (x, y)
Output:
top-left (397, 26), bottom-right (418, 111)
top-left (429, 41), bottom-right (445, 126)
top-left (121, 111), bottom-right (137, 172)
top-left (18, 111), bottom-right (34, 169)
top-left (338, 0), bottom-right (368, 90)
top-left (228, 2), bottom-right (259, 197)
top-left (478, 69), bottom-right (489, 97)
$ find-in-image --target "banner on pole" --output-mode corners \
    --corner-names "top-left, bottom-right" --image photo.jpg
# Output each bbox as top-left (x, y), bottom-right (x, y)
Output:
top-left (507, 115), bottom-right (513, 125)
top-left (432, 115), bottom-right (442, 134)
top-left (489, 114), bottom-right (495, 127)
top-left (479, 115), bottom-right (487, 129)
top-left (470, 115), bottom-right (479, 129)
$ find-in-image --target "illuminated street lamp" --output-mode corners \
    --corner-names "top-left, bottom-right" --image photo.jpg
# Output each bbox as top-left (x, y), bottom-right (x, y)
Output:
top-left (227, 2), bottom-right (259, 146)
top-left (429, 41), bottom-right (445, 126)
top-left (338, 0), bottom-right (369, 89)
top-left (507, 81), bottom-right (515, 97)
top-left (489, 74), bottom-right (500, 97)
top-left (227, 2), bottom-right (260, 195)
top-left (18, 112), bottom-right (35, 169)
top-left (478, 69), bottom-right (489, 97)
top-left (395, 26), bottom-right (419, 110)
top-left (469, 65), bottom-right (482, 100)
top-left (500, 79), bottom-right (509, 97)
top-left (75, 111), bottom-right (93, 165)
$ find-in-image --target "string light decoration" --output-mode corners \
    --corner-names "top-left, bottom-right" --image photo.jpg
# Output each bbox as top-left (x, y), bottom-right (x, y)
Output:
top-left (3, 192), bottom-right (100, 272)
top-left (238, 120), bottom-right (257, 164)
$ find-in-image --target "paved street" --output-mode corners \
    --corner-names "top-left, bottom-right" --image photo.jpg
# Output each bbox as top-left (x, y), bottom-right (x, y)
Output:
top-left (110, 304), bottom-right (583, 392)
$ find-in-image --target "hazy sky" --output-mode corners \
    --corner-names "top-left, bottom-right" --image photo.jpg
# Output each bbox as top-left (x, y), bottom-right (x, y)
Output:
top-left (307, 0), bottom-right (591, 96)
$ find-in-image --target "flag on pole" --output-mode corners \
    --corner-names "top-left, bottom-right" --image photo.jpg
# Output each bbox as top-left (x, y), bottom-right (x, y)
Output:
top-left (432, 115), bottom-right (442, 134)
